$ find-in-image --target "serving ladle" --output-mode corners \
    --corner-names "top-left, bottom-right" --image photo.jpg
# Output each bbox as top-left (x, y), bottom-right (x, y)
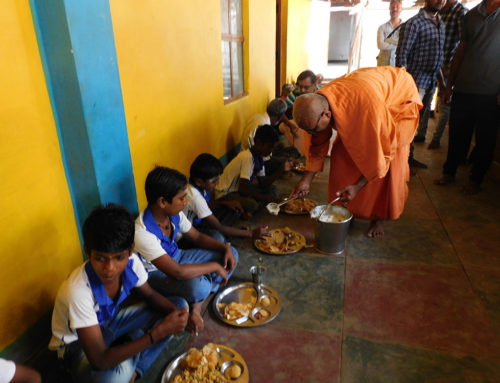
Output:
top-left (311, 196), bottom-right (342, 220)
top-left (266, 195), bottom-right (301, 215)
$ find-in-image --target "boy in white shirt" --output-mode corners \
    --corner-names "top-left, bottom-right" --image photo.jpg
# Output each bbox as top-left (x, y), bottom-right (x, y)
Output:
top-left (49, 204), bottom-right (188, 383)
top-left (0, 359), bottom-right (40, 383)
top-left (134, 166), bottom-right (238, 336)
top-left (215, 125), bottom-right (294, 216)
top-left (183, 153), bottom-right (269, 243)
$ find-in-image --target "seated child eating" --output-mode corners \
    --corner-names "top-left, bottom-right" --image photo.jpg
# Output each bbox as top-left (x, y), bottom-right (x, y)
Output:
top-left (215, 124), bottom-right (294, 215)
top-left (134, 166), bottom-right (239, 335)
top-left (49, 204), bottom-right (188, 383)
top-left (0, 359), bottom-right (40, 383)
top-left (183, 153), bottom-right (269, 243)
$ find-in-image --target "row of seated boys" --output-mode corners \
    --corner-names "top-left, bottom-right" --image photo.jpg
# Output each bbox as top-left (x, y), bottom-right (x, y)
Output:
top-left (40, 124), bottom-right (295, 382)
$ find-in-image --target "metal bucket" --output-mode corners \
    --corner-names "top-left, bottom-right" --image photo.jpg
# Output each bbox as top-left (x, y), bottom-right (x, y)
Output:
top-left (310, 205), bottom-right (352, 255)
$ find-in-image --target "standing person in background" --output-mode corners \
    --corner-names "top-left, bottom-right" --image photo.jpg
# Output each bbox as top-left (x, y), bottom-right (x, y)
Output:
top-left (377, 0), bottom-right (403, 66)
top-left (428, 0), bottom-right (468, 149)
top-left (280, 84), bottom-right (294, 100)
top-left (435, 0), bottom-right (500, 194)
top-left (396, 0), bottom-right (446, 169)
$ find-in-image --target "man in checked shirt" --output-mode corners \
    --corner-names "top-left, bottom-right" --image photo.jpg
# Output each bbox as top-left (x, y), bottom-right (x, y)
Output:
top-left (427, 0), bottom-right (468, 150)
top-left (396, 0), bottom-right (446, 169)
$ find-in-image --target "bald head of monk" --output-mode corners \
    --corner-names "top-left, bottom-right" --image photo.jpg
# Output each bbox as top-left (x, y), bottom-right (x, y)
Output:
top-left (293, 93), bottom-right (333, 134)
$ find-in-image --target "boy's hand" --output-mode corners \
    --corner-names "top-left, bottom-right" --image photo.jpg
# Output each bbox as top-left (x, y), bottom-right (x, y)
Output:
top-left (223, 243), bottom-right (237, 275)
top-left (251, 226), bottom-right (270, 240)
top-left (154, 309), bottom-right (188, 340)
top-left (214, 263), bottom-right (228, 285)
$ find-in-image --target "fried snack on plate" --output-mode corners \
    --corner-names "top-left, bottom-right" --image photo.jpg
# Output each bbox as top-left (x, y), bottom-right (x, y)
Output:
top-left (174, 343), bottom-right (227, 383)
top-left (225, 364), bottom-right (242, 379)
top-left (224, 301), bottom-right (253, 321)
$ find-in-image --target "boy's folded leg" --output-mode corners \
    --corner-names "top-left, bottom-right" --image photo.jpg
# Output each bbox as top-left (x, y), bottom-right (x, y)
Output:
top-left (212, 205), bottom-right (240, 227)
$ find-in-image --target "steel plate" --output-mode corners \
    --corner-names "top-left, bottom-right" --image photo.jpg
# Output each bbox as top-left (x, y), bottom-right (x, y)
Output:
top-left (254, 228), bottom-right (306, 255)
top-left (281, 199), bottom-right (317, 215)
top-left (161, 344), bottom-right (249, 383)
top-left (213, 282), bottom-right (281, 327)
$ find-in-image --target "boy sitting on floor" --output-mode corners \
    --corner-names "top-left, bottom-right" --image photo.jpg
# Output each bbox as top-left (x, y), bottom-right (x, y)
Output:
top-left (49, 204), bottom-right (188, 383)
top-left (0, 358), bottom-right (40, 383)
top-left (183, 153), bottom-right (269, 243)
top-left (215, 124), bottom-right (294, 215)
top-left (134, 166), bottom-right (238, 336)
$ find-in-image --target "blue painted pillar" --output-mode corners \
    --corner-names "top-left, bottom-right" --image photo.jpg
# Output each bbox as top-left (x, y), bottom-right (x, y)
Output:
top-left (30, 0), bottom-right (138, 245)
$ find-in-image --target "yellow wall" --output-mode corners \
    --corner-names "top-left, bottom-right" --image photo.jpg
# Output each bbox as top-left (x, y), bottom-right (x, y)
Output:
top-left (110, 0), bottom-right (276, 209)
top-left (0, 1), bottom-right (82, 349)
top-left (282, 0), bottom-right (312, 85)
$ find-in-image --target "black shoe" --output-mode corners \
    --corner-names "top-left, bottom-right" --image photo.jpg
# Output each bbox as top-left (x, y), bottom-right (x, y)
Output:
top-left (414, 136), bottom-right (425, 143)
top-left (409, 157), bottom-right (428, 169)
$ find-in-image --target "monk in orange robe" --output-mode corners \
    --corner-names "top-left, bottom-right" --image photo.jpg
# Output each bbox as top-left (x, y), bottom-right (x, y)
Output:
top-left (291, 67), bottom-right (422, 237)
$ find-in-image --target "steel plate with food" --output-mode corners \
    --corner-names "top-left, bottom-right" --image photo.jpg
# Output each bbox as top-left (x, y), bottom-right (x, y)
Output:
top-left (161, 343), bottom-right (249, 383)
top-left (282, 198), bottom-right (317, 215)
top-left (213, 282), bottom-right (281, 327)
top-left (254, 227), bottom-right (306, 255)
top-left (294, 163), bottom-right (307, 172)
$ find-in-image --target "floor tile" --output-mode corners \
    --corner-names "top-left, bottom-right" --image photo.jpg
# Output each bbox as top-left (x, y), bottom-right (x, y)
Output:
top-left (187, 315), bottom-right (342, 383)
top-left (344, 258), bottom-right (500, 359)
top-left (342, 336), bottom-right (500, 383)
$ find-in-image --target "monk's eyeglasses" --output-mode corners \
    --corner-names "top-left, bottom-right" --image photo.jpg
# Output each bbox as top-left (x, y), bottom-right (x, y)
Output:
top-left (303, 111), bottom-right (325, 134)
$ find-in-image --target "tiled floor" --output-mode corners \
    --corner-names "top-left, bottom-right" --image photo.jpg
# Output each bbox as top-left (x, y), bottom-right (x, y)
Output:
top-left (143, 117), bottom-right (500, 383)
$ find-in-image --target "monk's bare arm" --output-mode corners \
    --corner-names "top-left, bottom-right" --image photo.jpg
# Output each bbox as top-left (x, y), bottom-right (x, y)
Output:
top-left (291, 171), bottom-right (316, 198)
top-left (336, 175), bottom-right (368, 201)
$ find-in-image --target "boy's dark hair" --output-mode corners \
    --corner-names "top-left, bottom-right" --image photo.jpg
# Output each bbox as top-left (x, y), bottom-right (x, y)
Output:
top-left (189, 153), bottom-right (223, 184)
top-left (145, 166), bottom-right (187, 205)
top-left (82, 204), bottom-right (135, 253)
top-left (297, 70), bottom-right (317, 84)
top-left (254, 124), bottom-right (279, 144)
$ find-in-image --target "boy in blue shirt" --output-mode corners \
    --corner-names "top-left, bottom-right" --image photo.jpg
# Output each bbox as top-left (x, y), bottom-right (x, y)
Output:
top-left (183, 153), bottom-right (269, 243)
top-left (49, 204), bottom-right (188, 383)
top-left (134, 167), bottom-right (239, 335)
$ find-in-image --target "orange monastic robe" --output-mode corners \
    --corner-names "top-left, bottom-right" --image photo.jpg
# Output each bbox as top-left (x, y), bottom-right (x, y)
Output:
top-left (304, 67), bottom-right (422, 220)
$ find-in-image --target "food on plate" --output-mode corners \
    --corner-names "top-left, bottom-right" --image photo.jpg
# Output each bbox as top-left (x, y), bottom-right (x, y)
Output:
top-left (225, 364), bottom-right (242, 379)
top-left (295, 163), bottom-right (307, 172)
top-left (261, 297), bottom-right (271, 307)
top-left (283, 198), bottom-right (316, 214)
top-left (319, 213), bottom-right (346, 223)
top-left (224, 300), bottom-right (255, 321)
top-left (254, 309), bottom-right (270, 320)
top-left (254, 227), bottom-right (306, 254)
top-left (173, 343), bottom-right (227, 383)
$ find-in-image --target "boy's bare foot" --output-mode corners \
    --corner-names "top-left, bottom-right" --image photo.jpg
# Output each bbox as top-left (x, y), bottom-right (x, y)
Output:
top-left (367, 220), bottom-right (384, 238)
top-left (434, 174), bottom-right (455, 186)
top-left (188, 310), bottom-right (204, 335)
top-left (461, 181), bottom-right (480, 195)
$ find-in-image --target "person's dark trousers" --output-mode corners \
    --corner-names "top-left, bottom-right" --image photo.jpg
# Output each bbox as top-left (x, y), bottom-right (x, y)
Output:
top-left (410, 86), bottom-right (435, 161)
top-left (443, 92), bottom-right (500, 185)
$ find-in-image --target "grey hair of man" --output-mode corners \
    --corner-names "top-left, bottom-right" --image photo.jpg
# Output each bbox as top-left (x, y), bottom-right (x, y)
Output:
top-left (266, 98), bottom-right (287, 118)
top-left (292, 93), bottom-right (330, 131)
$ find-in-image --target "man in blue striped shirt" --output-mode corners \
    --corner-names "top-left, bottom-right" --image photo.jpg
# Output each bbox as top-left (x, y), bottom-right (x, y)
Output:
top-left (397, 0), bottom-right (446, 168)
